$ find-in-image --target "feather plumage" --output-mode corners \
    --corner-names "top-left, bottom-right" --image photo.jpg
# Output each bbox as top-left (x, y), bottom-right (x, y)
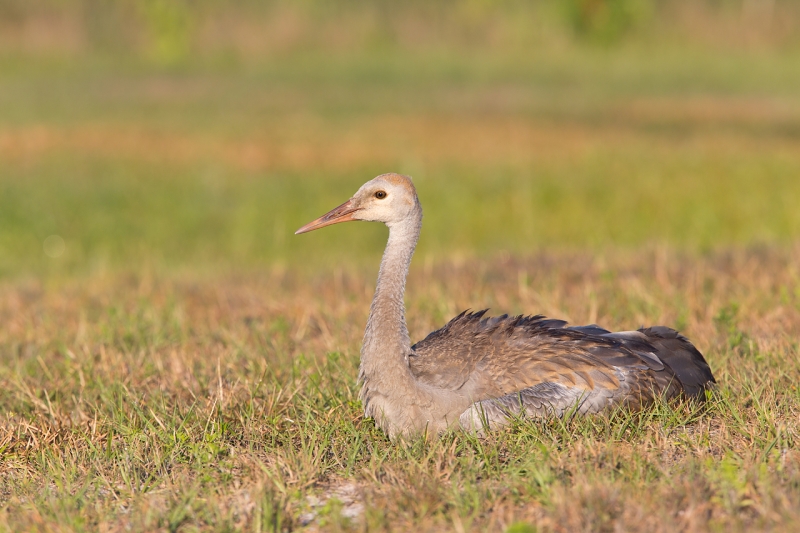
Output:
top-left (410, 310), bottom-right (714, 432)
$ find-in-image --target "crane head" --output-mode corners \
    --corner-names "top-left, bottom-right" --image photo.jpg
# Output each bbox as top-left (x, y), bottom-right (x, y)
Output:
top-left (295, 173), bottom-right (419, 234)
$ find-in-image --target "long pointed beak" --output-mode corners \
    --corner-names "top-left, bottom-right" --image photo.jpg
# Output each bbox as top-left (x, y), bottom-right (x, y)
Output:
top-left (295, 199), bottom-right (361, 235)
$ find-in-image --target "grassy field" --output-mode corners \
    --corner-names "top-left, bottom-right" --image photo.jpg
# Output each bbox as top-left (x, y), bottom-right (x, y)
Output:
top-left (2, 8), bottom-right (800, 530)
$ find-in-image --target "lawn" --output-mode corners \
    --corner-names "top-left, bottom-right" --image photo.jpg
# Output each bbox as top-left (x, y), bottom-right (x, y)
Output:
top-left (1, 7), bottom-right (800, 530)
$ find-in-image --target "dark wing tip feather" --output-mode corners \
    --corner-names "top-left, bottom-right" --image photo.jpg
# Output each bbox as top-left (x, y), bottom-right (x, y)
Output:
top-left (638, 325), bottom-right (717, 395)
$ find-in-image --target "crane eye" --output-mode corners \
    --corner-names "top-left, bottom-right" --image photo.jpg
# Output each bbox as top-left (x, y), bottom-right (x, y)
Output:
top-left (374, 190), bottom-right (387, 199)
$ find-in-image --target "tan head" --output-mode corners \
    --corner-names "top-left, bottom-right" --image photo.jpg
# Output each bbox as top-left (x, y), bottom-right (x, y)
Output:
top-left (295, 173), bottom-right (420, 234)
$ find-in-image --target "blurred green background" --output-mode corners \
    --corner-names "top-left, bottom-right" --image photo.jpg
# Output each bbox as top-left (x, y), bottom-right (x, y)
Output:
top-left (1, 0), bottom-right (799, 278)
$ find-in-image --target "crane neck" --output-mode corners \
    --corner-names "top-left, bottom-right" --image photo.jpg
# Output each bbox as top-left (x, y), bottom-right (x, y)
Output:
top-left (360, 203), bottom-right (423, 390)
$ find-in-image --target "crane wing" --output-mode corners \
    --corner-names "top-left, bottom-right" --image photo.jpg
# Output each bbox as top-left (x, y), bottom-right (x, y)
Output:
top-left (409, 310), bottom-right (709, 413)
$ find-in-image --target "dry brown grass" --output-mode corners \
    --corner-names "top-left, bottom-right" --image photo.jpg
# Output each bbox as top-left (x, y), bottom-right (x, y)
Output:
top-left (1, 245), bottom-right (798, 531)
top-left (2, 91), bottom-right (799, 174)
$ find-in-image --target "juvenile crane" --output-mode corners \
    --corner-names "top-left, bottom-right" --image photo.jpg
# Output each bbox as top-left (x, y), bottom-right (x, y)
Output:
top-left (296, 173), bottom-right (716, 440)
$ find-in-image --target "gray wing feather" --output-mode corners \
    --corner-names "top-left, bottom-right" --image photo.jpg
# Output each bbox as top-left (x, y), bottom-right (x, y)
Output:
top-left (408, 310), bottom-right (714, 432)
top-left (459, 382), bottom-right (594, 433)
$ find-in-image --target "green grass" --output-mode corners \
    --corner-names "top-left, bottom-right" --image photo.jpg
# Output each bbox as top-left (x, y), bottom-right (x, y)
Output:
top-left (1, 37), bottom-right (800, 531)
top-left (2, 46), bottom-right (800, 280)
top-left (2, 149), bottom-right (799, 278)
top-left (1, 250), bottom-right (799, 531)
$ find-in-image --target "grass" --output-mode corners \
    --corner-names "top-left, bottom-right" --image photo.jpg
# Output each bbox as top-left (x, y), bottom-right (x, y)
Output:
top-left (2, 51), bottom-right (800, 276)
top-left (1, 35), bottom-right (800, 531)
top-left (1, 249), bottom-right (799, 531)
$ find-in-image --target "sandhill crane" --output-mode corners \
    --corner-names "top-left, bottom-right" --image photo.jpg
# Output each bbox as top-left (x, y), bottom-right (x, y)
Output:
top-left (296, 173), bottom-right (716, 440)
